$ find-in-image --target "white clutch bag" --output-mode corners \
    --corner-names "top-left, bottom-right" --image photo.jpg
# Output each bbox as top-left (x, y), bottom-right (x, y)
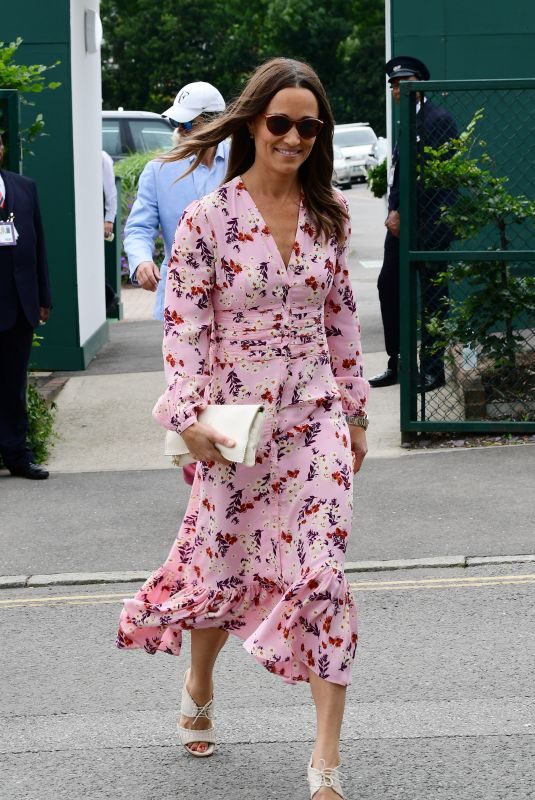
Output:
top-left (164, 404), bottom-right (265, 467)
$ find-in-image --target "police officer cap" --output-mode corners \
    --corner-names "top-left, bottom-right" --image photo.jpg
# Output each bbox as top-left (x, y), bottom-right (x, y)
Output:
top-left (385, 56), bottom-right (430, 82)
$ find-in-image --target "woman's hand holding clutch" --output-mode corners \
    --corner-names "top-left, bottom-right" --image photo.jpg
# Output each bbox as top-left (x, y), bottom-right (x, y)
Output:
top-left (180, 423), bottom-right (236, 465)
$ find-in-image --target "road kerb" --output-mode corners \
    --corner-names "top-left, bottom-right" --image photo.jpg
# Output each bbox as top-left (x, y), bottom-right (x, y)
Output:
top-left (345, 556), bottom-right (466, 572)
top-left (27, 571), bottom-right (150, 588)
top-left (0, 576), bottom-right (29, 589)
top-left (1, 554), bottom-right (535, 590)
top-left (466, 554), bottom-right (535, 567)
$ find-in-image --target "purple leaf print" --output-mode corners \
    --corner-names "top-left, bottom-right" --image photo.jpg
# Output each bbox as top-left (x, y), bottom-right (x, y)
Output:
top-left (318, 654), bottom-right (330, 679)
top-left (216, 576), bottom-right (244, 590)
top-left (215, 530), bottom-right (231, 557)
top-left (325, 325), bottom-right (342, 338)
top-left (196, 236), bottom-right (214, 266)
top-left (306, 528), bottom-right (319, 545)
top-left (253, 529), bottom-right (262, 550)
top-left (177, 541), bottom-right (194, 564)
top-left (225, 489), bottom-right (244, 521)
top-left (222, 619), bottom-right (247, 631)
top-left (226, 370), bottom-right (243, 397)
top-left (305, 423), bottom-right (321, 447)
top-left (225, 217), bottom-right (239, 244)
top-left (292, 385), bottom-right (301, 404)
top-left (299, 616), bottom-right (320, 637)
top-left (307, 462), bottom-right (318, 482)
top-left (297, 539), bottom-right (306, 566)
top-left (259, 262), bottom-right (269, 283)
top-left (341, 285), bottom-right (357, 313)
top-left (327, 500), bottom-right (340, 527)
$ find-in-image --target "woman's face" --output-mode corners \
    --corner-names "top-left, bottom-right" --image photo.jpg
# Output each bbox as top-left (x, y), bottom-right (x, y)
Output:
top-left (249, 87), bottom-right (320, 178)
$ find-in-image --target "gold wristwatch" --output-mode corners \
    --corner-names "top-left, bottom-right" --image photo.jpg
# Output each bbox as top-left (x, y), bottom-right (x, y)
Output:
top-left (346, 413), bottom-right (369, 430)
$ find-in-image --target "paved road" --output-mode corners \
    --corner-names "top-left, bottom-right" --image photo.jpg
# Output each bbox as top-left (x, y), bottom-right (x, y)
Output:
top-left (1, 563), bottom-right (534, 799)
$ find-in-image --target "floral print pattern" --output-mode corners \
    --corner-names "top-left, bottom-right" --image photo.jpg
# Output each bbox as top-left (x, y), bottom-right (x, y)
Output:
top-left (117, 177), bottom-right (369, 685)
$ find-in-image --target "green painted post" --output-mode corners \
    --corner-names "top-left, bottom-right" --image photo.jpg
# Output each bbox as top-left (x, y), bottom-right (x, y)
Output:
top-left (398, 82), bottom-right (419, 434)
top-left (2, 1), bottom-right (109, 370)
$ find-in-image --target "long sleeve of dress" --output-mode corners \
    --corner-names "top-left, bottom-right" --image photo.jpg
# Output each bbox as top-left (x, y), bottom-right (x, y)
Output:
top-left (324, 216), bottom-right (369, 416)
top-left (152, 200), bottom-right (216, 433)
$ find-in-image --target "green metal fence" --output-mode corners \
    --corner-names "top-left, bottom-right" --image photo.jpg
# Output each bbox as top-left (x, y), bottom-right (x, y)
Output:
top-left (399, 79), bottom-right (535, 434)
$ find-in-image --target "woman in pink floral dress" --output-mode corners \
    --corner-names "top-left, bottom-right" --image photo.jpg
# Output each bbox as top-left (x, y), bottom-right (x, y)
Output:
top-left (117, 58), bottom-right (369, 800)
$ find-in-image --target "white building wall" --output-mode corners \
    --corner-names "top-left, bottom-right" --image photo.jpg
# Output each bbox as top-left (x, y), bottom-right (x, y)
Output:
top-left (70, 0), bottom-right (106, 345)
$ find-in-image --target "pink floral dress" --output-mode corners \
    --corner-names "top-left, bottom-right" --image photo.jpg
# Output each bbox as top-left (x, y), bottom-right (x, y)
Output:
top-left (117, 177), bottom-right (369, 685)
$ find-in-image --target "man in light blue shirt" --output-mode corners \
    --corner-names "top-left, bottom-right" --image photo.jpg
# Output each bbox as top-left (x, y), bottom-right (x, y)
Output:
top-left (124, 82), bottom-right (228, 320)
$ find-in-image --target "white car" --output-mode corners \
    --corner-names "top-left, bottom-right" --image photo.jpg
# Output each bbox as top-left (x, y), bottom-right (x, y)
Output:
top-left (332, 145), bottom-right (352, 189)
top-left (333, 123), bottom-right (378, 183)
top-left (102, 110), bottom-right (174, 161)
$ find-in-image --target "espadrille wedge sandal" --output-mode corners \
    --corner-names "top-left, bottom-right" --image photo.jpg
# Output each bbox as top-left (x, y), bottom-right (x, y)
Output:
top-left (177, 671), bottom-right (216, 758)
top-left (307, 757), bottom-right (346, 799)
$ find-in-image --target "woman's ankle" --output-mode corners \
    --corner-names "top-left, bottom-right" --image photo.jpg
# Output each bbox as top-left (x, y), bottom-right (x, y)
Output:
top-left (186, 669), bottom-right (214, 704)
top-left (311, 752), bottom-right (341, 770)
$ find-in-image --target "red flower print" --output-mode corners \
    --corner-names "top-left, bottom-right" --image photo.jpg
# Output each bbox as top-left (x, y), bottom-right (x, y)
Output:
top-left (342, 358), bottom-right (357, 369)
top-left (323, 616), bottom-right (333, 633)
top-left (305, 276), bottom-right (319, 291)
top-left (165, 353), bottom-right (176, 368)
top-left (281, 532), bottom-right (293, 543)
top-left (308, 579), bottom-right (319, 590)
top-left (261, 390), bottom-right (274, 404)
top-left (287, 469), bottom-right (300, 478)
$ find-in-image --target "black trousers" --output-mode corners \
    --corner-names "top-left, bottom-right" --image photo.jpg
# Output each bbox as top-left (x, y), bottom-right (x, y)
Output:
top-left (377, 231), bottom-right (448, 376)
top-left (0, 308), bottom-right (35, 469)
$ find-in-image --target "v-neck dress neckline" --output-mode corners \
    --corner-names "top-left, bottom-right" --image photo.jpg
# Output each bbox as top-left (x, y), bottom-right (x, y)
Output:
top-left (238, 176), bottom-right (304, 272)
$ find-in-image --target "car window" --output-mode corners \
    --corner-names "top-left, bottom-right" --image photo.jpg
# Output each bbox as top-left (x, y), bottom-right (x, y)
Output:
top-left (128, 119), bottom-right (174, 153)
top-left (102, 121), bottom-right (123, 157)
top-left (334, 128), bottom-right (376, 148)
top-left (333, 145), bottom-right (345, 159)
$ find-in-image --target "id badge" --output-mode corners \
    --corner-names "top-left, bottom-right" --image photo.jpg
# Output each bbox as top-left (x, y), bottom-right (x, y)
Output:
top-left (0, 221), bottom-right (17, 246)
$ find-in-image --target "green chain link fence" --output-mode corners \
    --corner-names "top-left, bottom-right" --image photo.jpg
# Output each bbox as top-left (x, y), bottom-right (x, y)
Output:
top-left (399, 79), bottom-right (535, 435)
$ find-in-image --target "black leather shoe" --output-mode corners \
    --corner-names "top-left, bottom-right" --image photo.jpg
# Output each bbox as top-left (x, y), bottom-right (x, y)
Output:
top-left (417, 372), bottom-right (446, 392)
top-left (369, 368), bottom-right (398, 388)
top-left (10, 462), bottom-right (50, 480)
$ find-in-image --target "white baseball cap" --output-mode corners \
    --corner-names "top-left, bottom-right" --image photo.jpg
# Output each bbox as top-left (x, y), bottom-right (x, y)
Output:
top-left (162, 81), bottom-right (225, 123)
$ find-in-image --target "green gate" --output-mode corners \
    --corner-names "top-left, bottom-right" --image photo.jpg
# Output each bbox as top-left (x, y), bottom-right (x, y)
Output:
top-left (399, 78), bottom-right (535, 435)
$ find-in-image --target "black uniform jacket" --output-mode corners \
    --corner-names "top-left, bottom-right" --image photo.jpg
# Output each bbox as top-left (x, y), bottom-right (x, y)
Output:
top-left (0, 169), bottom-right (51, 332)
top-left (388, 99), bottom-right (458, 249)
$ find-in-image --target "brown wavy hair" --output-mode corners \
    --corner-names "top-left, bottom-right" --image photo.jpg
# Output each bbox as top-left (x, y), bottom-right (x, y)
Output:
top-left (160, 58), bottom-right (348, 243)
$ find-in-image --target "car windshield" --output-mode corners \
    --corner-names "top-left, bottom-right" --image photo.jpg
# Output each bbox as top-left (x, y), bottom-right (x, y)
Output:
top-left (129, 119), bottom-right (174, 152)
top-left (334, 128), bottom-right (376, 148)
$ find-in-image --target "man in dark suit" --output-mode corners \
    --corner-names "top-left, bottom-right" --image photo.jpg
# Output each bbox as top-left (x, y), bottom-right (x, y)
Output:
top-left (0, 133), bottom-right (52, 479)
top-left (369, 56), bottom-right (458, 391)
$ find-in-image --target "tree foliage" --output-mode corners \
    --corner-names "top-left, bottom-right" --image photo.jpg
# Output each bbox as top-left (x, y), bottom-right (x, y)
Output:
top-left (100, 0), bottom-right (385, 133)
top-left (425, 111), bottom-right (535, 373)
top-left (0, 38), bottom-right (60, 148)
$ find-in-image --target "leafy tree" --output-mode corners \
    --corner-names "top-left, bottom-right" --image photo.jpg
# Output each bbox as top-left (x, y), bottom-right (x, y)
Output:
top-left (101, 0), bottom-right (264, 111)
top-left (100, 0), bottom-right (385, 131)
top-left (0, 37), bottom-right (60, 148)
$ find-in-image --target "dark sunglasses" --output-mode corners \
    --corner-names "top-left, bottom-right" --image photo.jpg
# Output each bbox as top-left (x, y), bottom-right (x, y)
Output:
top-left (167, 118), bottom-right (194, 132)
top-left (262, 114), bottom-right (323, 139)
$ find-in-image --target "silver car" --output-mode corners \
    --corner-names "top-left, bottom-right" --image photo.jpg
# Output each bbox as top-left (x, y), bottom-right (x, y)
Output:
top-left (332, 145), bottom-right (352, 189)
top-left (333, 123), bottom-right (378, 183)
